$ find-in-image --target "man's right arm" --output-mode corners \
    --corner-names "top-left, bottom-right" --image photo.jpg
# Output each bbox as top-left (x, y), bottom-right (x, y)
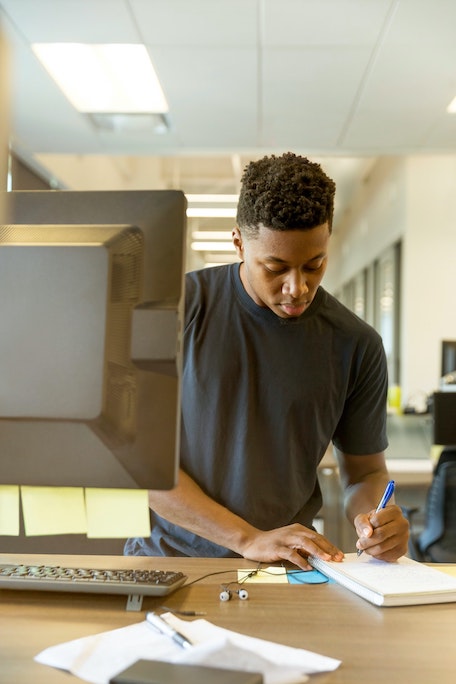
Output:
top-left (148, 468), bottom-right (343, 569)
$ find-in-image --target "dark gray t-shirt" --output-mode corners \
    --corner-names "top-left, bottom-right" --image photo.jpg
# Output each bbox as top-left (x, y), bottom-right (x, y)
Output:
top-left (125, 263), bottom-right (388, 558)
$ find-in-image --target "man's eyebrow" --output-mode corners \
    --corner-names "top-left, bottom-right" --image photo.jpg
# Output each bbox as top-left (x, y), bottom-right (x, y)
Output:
top-left (264, 256), bottom-right (287, 264)
top-left (308, 252), bottom-right (327, 261)
top-left (264, 253), bottom-right (326, 264)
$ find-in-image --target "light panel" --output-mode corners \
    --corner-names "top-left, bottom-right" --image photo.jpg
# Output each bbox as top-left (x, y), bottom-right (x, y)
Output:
top-left (187, 207), bottom-right (237, 218)
top-left (32, 43), bottom-right (168, 113)
top-left (192, 231), bottom-right (233, 240)
top-left (186, 194), bottom-right (239, 203)
top-left (191, 241), bottom-right (235, 251)
top-left (447, 96), bottom-right (456, 113)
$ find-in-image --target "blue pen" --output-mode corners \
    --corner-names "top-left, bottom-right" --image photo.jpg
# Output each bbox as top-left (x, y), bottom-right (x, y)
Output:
top-left (357, 480), bottom-right (395, 556)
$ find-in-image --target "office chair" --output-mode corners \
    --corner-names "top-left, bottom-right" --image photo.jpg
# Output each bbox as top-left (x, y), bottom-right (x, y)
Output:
top-left (403, 447), bottom-right (456, 562)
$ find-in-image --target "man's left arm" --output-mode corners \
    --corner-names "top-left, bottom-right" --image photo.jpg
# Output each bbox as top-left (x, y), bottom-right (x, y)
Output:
top-left (335, 450), bottom-right (409, 561)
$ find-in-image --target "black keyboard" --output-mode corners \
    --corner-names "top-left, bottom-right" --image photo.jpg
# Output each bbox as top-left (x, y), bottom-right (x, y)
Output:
top-left (0, 563), bottom-right (187, 597)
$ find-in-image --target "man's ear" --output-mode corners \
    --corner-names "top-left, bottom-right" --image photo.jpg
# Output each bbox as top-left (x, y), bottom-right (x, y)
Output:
top-left (232, 226), bottom-right (244, 259)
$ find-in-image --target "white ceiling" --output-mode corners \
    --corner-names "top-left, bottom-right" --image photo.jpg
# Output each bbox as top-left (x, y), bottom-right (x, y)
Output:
top-left (1, 0), bottom-right (456, 259)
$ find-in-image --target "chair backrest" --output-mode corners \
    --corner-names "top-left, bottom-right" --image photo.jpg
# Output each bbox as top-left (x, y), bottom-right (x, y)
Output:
top-left (418, 447), bottom-right (456, 562)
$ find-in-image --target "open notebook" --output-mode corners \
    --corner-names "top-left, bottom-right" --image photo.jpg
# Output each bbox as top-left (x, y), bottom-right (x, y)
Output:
top-left (309, 552), bottom-right (456, 607)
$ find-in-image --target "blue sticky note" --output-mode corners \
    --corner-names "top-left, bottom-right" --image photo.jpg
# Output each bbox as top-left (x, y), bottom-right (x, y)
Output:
top-left (287, 569), bottom-right (334, 584)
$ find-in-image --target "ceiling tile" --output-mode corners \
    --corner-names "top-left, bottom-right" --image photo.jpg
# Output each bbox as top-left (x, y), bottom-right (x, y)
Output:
top-left (262, 0), bottom-right (392, 46)
top-left (150, 46), bottom-right (258, 147)
top-left (261, 46), bottom-right (372, 148)
top-left (0, 0), bottom-right (139, 42)
top-left (132, 0), bottom-right (258, 47)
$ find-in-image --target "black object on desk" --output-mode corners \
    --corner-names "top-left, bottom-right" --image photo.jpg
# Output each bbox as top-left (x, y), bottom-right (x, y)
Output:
top-left (433, 391), bottom-right (456, 445)
top-left (109, 660), bottom-right (263, 684)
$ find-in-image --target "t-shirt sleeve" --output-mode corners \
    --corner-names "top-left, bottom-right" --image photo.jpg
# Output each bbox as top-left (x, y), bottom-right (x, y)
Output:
top-left (332, 331), bottom-right (388, 455)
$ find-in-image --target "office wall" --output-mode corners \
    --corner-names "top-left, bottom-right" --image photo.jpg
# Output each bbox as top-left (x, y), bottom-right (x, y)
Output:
top-left (402, 156), bottom-right (456, 402)
top-left (325, 155), bottom-right (456, 406)
top-left (34, 155), bottom-right (168, 191)
top-left (326, 157), bottom-right (406, 288)
top-left (10, 154), bottom-right (51, 189)
top-left (0, 23), bottom-right (10, 199)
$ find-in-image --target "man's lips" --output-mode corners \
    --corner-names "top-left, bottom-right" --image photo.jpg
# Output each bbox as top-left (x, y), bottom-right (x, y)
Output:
top-left (279, 301), bottom-right (309, 316)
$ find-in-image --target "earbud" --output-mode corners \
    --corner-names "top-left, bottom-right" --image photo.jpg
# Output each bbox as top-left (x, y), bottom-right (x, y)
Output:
top-left (219, 589), bottom-right (231, 601)
top-left (219, 586), bottom-right (249, 601)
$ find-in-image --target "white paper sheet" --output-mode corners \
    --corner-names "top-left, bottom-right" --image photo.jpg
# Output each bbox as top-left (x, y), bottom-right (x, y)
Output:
top-left (35, 612), bottom-right (341, 684)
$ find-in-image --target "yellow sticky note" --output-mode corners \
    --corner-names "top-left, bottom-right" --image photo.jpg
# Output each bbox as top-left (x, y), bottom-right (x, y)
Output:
top-left (0, 485), bottom-right (20, 535)
top-left (237, 567), bottom-right (289, 583)
top-left (436, 566), bottom-right (456, 578)
top-left (85, 488), bottom-right (151, 538)
top-left (431, 444), bottom-right (444, 464)
top-left (21, 486), bottom-right (87, 535)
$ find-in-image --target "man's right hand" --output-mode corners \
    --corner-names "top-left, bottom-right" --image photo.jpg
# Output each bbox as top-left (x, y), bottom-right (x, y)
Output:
top-left (148, 470), bottom-right (343, 570)
top-left (239, 523), bottom-right (344, 570)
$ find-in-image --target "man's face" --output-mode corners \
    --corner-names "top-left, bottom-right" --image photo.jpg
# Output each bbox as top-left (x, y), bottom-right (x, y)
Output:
top-left (233, 222), bottom-right (330, 319)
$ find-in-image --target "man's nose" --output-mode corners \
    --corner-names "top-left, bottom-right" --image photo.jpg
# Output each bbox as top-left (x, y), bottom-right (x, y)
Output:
top-left (282, 270), bottom-right (309, 298)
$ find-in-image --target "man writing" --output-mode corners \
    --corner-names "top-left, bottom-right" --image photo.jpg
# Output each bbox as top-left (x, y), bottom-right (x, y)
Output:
top-left (125, 152), bottom-right (409, 568)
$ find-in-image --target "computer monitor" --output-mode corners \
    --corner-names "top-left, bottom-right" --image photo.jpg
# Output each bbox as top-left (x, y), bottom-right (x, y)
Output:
top-left (441, 339), bottom-right (456, 377)
top-left (433, 391), bottom-right (456, 446)
top-left (0, 189), bottom-right (186, 490)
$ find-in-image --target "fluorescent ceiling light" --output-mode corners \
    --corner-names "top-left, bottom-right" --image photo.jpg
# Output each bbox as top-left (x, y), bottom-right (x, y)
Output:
top-left (447, 96), bottom-right (456, 113)
top-left (88, 112), bottom-right (169, 134)
top-left (192, 231), bottom-right (233, 240)
top-left (186, 194), bottom-right (239, 203)
top-left (32, 43), bottom-right (168, 113)
top-left (187, 207), bottom-right (237, 218)
top-left (191, 241), bottom-right (235, 251)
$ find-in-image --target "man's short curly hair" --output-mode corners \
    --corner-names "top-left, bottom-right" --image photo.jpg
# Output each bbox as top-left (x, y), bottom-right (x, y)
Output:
top-left (236, 152), bottom-right (336, 238)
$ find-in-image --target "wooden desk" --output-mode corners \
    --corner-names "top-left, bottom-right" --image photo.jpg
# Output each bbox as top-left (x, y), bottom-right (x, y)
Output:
top-left (0, 553), bottom-right (454, 684)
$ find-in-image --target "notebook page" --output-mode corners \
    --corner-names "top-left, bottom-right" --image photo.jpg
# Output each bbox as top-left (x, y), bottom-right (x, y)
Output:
top-left (309, 553), bottom-right (456, 606)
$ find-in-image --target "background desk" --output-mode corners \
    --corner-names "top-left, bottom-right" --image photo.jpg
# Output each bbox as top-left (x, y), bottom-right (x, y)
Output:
top-left (0, 553), bottom-right (454, 684)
